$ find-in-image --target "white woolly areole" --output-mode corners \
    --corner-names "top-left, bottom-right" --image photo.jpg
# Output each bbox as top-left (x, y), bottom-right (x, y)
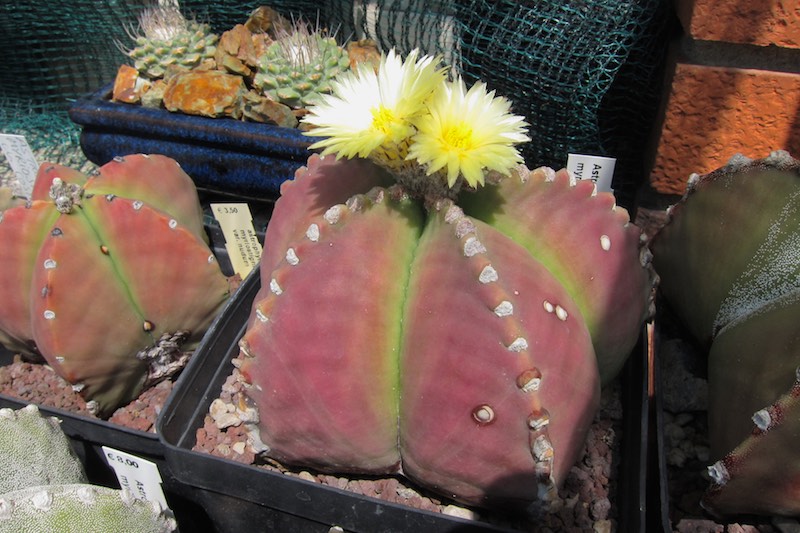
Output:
top-left (521, 376), bottom-right (541, 392)
top-left (600, 234), bottom-right (611, 251)
top-left (507, 337), bottom-right (528, 352)
top-left (444, 204), bottom-right (463, 224)
top-left (269, 278), bottom-right (283, 295)
top-left (76, 486), bottom-right (97, 505)
top-left (494, 301), bottom-right (513, 317)
top-left (528, 414), bottom-right (550, 431)
top-left (324, 205), bottom-right (342, 224)
top-left (31, 490), bottom-right (53, 511)
top-left (531, 434), bottom-right (554, 461)
top-left (0, 499), bottom-right (10, 519)
top-left (708, 461), bottom-right (730, 486)
top-left (306, 223), bottom-right (320, 241)
top-left (479, 265), bottom-right (498, 284)
top-left (455, 218), bottom-right (476, 239)
top-left (464, 237), bottom-right (486, 257)
top-left (285, 248), bottom-right (299, 265)
top-left (752, 408), bottom-right (772, 431)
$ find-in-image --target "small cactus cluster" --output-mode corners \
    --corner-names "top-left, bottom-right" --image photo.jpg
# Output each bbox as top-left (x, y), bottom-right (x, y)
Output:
top-left (651, 151), bottom-right (800, 517)
top-left (0, 154), bottom-right (230, 417)
top-left (113, 6), bottom-right (359, 126)
top-left (0, 404), bottom-right (175, 532)
top-left (124, 6), bottom-right (218, 80)
top-left (252, 21), bottom-right (351, 109)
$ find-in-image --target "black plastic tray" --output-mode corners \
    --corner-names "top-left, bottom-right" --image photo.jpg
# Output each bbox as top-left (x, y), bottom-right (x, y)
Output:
top-left (68, 84), bottom-right (312, 199)
top-left (158, 270), bottom-right (651, 533)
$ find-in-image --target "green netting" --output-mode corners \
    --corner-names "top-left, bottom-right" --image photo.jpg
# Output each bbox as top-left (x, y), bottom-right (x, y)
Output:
top-left (0, 0), bottom-right (673, 203)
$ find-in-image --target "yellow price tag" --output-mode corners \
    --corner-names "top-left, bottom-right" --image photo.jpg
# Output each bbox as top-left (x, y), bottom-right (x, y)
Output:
top-left (211, 203), bottom-right (263, 278)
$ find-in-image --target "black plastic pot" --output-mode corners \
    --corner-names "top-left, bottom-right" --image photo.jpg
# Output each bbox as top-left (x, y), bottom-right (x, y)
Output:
top-left (0, 344), bottom-right (214, 532)
top-left (649, 302), bottom-right (793, 532)
top-left (158, 270), bottom-right (652, 533)
top-left (68, 84), bottom-right (312, 199)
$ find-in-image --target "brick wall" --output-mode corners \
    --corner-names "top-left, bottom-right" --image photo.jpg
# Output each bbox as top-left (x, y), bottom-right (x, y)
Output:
top-left (646, 0), bottom-right (800, 196)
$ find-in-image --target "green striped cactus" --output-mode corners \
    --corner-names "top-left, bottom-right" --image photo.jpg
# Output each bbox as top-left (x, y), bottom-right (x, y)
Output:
top-left (0, 154), bottom-right (230, 416)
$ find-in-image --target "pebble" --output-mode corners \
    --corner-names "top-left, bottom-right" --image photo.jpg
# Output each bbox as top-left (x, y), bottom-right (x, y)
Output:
top-left (441, 504), bottom-right (476, 520)
top-left (593, 519), bottom-right (613, 533)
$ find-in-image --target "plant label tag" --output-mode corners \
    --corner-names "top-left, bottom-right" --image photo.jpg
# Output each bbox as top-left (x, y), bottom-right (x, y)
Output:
top-left (101, 446), bottom-right (169, 511)
top-left (0, 134), bottom-right (38, 198)
top-left (211, 203), bottom-right (263, 278)
top-left (566, 153), bottom-right (616, 194)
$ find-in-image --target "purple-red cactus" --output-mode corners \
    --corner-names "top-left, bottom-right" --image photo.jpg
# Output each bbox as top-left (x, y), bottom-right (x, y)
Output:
top-left (460, 166), bottom-right (655, 384)
top-left (238, 153), bottom-right (652, 509)
top-left (0, 154), bottom-right (230, 416)
top-left (651, 151), bottom-right (800, 517)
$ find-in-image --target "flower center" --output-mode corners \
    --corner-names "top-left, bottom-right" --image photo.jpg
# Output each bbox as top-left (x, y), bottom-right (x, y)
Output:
top-left (371, 106), bottom-right (397, 135)
top-left (442, 123), bottom-right (474, 151)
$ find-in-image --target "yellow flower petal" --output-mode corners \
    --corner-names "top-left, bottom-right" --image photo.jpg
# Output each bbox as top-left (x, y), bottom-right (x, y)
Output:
top-left (301, 49), bottom-right (446, 164)
top-left (407, 77), bottom-right (530, 189)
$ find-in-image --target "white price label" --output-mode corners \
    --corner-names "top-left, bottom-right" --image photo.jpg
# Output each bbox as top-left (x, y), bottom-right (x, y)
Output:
top-left (0, 134), bottom-right (38, 198)
top-left (566, 153), bottom-right (616, 194)
top-left (102, 446), bottom-right (169, 510)
top-left (211, 203), bottom-right (263, 278)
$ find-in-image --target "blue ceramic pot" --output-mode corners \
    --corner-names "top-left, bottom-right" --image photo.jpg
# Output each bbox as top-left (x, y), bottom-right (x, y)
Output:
top-left (69, 84), bottom-right (313, 199)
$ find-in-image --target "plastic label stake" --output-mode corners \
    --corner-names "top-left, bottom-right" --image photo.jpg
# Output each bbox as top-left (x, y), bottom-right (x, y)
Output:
top-left (0, 134), bottom-right (38, 198)
top-left (566, 153), bottom-right (616, 194)
top-left (211, 203), bottom-right (263, 278)
top-left (102, 446), bottom-right (169, 511)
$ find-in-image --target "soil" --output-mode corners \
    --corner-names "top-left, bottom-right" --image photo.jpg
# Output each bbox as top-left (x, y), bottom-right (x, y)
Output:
top-left (191, 347), bottom-right (630, 533)
top-left (0, 354), bottom-right (174, 433)
top-left (0, 342), bottom-right (631, 532)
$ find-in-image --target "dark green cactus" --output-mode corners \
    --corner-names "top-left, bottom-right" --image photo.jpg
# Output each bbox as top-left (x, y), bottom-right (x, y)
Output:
top-left (0, 154), bottom-right (230, 417)
top-left (651, 151), bottom-right (800, 517)
top-left (238, 153), bottom-right (652, 508)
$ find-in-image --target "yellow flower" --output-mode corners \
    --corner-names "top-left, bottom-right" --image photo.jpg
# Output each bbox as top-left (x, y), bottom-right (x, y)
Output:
top-left (302, 49), bottom-right (446, 164)
top-left (407, 78), bottom-right (530, 188)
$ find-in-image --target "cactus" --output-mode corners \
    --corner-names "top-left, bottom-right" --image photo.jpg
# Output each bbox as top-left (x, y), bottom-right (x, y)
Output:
top-left (0, 484), bottom-right (176, 533)
top-left (0, 187), bottom-right (24, 212)
top-left (238, 159), bottom-right (649, 507)
top-left (459, 166), bottom-right (655, 384)
top-left (0, 154), bottom-right (230, 416)
top-left (650, 151), bottom-right (800, 517)
top-left (0, 405), bottom-right (86, 493)
top-left (0, 405), bottom-right (175, 532)
top-left (252, 20), bottom-right (350, 109)
top-left (123, 6), bottom-right (218, 80)
top-left (234, 50), bottom-right (653, 509)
